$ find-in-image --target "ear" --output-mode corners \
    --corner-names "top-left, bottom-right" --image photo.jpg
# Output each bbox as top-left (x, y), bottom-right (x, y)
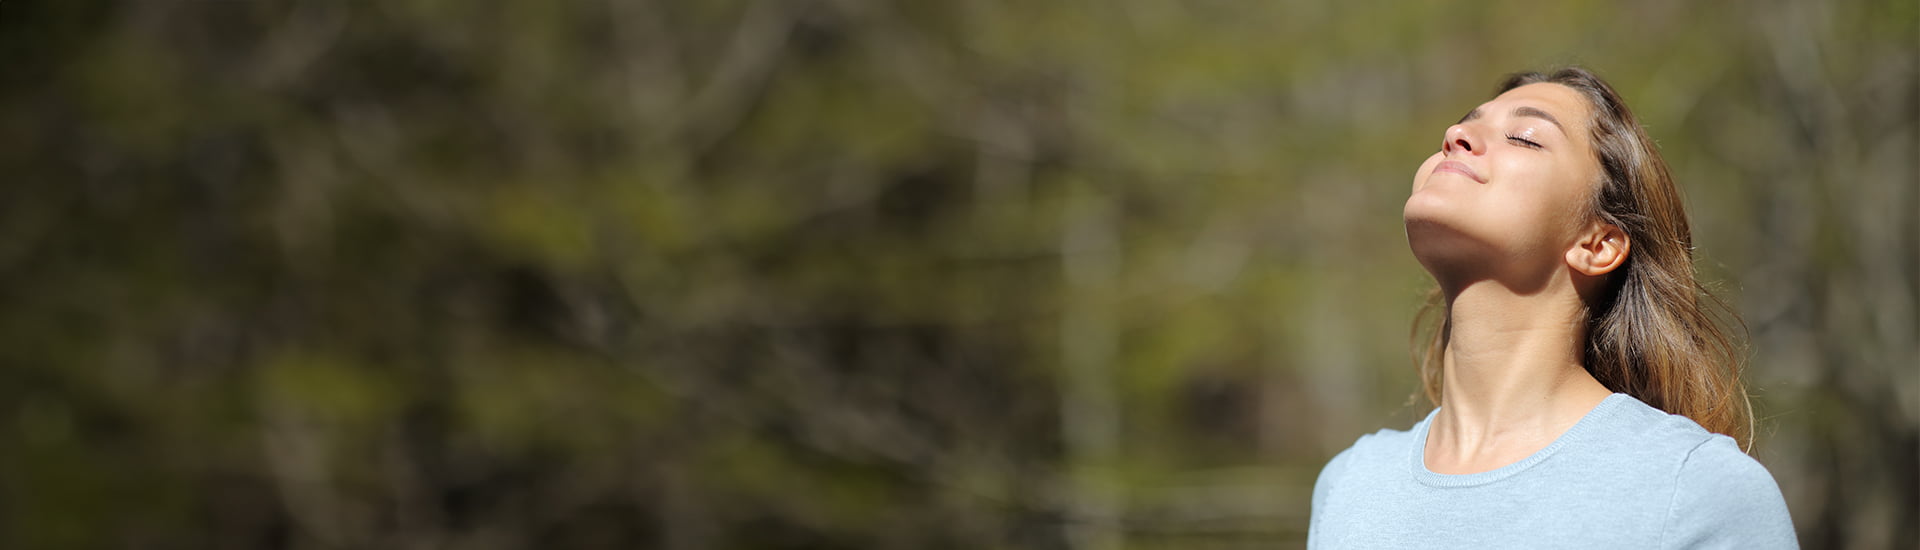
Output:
top-left (1566, 222), bottom-right (1629, 277)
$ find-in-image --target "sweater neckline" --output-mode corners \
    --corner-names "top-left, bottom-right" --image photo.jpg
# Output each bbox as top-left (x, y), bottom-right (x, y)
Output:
top-left (1406, 393), bottom-right (1632, 488)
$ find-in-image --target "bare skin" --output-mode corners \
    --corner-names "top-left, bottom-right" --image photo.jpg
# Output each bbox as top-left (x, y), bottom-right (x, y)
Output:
top-left (1403, 83), bottom-right (1630, 475)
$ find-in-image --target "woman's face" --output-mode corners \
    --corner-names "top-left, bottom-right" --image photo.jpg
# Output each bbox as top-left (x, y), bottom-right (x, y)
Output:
top-left (1403, 83), bottom-right (1603, 285)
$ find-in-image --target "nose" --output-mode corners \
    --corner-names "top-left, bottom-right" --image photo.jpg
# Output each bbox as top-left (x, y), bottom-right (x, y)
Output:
top-left (1442, 124), bottom-right (1481, 155)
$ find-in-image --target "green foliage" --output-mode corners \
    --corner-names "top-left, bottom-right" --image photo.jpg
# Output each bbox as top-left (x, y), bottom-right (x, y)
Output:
top-left (0, 0), bottom-right (1911, 548)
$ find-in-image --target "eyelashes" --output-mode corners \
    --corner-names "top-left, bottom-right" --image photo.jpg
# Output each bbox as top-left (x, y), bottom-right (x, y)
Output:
top-left (1436, 130), bottom-right (1546, 151)
top-left (1505, 134), bottom-right (1543, 149)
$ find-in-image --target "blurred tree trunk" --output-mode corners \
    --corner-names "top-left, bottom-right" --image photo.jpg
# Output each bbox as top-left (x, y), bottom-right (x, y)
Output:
top-left (1061, 187), bottom-right (1123, 550)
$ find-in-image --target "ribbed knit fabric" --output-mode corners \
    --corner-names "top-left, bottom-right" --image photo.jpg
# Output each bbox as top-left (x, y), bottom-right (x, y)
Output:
top-left (1309, 393), bottom-right (1796, 549)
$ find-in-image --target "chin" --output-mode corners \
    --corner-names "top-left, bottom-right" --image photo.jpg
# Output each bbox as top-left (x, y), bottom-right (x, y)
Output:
top-left (1402, 187), bottom-right (1462, 232)
top-left (1404, 206), bottom-right (1496, 283)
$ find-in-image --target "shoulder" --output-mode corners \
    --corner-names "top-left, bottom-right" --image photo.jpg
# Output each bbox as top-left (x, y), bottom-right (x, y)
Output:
top-left (1580, 395), bottom-right (1733, 464)
top-left (1557, 395), bottom-right (1797, 548)
top-left (1659, 435), bottom-right (1797, 548)
top-left (1310, 423), bottom-right (1418, 543)
top-left (1593, 396), bottom-right (1774, 484)
top-left (1601, 399), bottom-right (1799, 550)
top-left (1600, 394), bottom-right (1717, 444)
top-left (1592, 397), bottom-right (1793, 514)
top-left (1311, 421), bottom-right (1420, 508)
top-left (1674, 435), bottom-right (1778, 490)
top-left (1316, 422), bottom-right (1419, 483)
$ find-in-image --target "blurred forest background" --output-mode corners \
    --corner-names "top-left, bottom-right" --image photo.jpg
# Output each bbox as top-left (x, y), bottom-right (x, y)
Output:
top-left (0, 0), bottom-right (1913, 548)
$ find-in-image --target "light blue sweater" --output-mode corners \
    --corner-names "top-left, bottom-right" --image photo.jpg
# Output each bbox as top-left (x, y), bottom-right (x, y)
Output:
top-left (1309, 393), bottom-right (1796, 549)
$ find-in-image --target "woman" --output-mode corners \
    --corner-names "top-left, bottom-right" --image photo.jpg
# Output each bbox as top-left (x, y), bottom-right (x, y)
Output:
top-left (1308, 68), bottom-right (1796, 548)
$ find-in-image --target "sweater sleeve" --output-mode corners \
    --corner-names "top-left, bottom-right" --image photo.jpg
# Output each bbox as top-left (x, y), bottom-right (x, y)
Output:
top-left (1308, 446), bottom-right (1354, 548)
top-left (1661, 436), bottom-right (1797, 549)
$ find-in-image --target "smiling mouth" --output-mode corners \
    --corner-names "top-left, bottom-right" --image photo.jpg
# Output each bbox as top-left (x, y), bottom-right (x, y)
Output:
top-left (1433, 160), bottom-right (1485, 183)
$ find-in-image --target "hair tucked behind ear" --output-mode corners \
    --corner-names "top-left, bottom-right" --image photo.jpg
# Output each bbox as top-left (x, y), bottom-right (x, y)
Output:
top-left (1411, 67), bottom-right (1755, 451)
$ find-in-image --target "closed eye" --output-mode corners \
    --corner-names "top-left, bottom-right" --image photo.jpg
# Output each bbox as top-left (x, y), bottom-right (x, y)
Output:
top-left (1506, 135), bottom-right (1543, 149)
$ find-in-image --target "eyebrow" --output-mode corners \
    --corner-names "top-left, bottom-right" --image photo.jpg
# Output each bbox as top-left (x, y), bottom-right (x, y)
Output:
top-left (1457, 106), bottom-right (1568, 134)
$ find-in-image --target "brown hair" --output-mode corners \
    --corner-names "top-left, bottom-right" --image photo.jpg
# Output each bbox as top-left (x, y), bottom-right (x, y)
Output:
top-left (1411, 67), bottom-right (1755, 450)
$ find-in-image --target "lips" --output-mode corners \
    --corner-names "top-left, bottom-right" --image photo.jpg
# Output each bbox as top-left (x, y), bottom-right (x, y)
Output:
top-left (1433, 160), bottom-right (1485, 183)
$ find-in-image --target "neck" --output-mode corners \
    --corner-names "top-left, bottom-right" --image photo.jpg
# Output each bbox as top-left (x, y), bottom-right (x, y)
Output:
top-left (1426, 279), bottom-right (1613, 472)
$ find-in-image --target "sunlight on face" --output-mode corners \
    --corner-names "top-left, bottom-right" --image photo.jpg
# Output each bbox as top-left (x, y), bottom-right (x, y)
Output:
top-left (1403, 83), bottom-right (1603, 284)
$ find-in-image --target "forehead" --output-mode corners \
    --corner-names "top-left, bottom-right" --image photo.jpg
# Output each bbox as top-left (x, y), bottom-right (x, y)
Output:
top-left (1483, 83), bottom-right (1592, 137)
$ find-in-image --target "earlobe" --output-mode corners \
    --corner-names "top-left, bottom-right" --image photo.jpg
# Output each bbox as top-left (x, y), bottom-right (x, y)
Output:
top-left (1567, 224), bottom-right (1630, 277)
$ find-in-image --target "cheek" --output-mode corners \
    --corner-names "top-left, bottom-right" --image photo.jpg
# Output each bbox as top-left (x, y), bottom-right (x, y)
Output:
top-left (1494, 159), bottom-right (1596, 237)
top-left (1532, 159), bottom-right (1601, 222)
